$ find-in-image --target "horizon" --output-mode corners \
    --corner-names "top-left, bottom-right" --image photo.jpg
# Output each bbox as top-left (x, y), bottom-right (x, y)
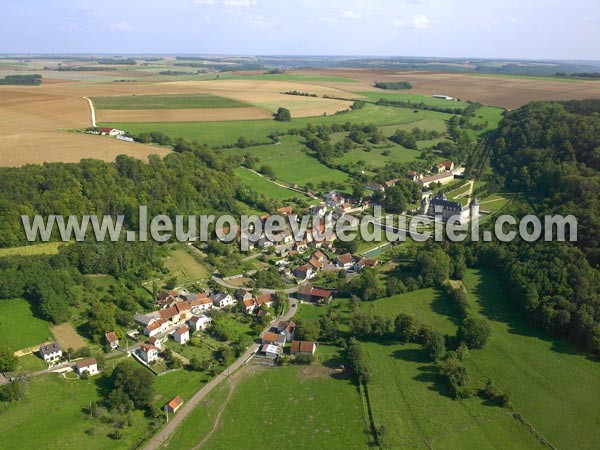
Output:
top-left (1, 0), bottom-right (598, 60)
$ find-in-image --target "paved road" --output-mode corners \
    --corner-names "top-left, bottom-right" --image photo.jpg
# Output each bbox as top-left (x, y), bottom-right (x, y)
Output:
top-left (143, 296), bottom-right (298, 450)
top-left (211, 274), bottom-right (299, 295)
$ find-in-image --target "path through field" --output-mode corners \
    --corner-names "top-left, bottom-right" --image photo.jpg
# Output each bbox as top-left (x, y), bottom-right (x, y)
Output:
top-left (83, 96), bottom-right (96, 127)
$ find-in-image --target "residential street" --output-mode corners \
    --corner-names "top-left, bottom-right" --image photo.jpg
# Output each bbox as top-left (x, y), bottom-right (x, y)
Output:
top-left (142, 295), bottom-right (298, 450)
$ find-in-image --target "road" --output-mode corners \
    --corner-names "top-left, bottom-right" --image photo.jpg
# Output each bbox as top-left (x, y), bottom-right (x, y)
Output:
top-left (142, 296), bottom-right (298, 450)
top-left (83, 96), bottom-right (96, 127)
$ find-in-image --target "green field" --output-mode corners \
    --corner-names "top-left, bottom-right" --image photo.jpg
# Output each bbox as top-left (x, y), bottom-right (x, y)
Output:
top-left (91, 93), bottom-right (250, 110)
top-left (235, 167), bottom-right (308, 201)
top-left (102, 103), bottom-right (454, 147)
top-left (355, 91), bottom-right (470, 109)
top-left (163, 363), bottom-right (370, 450)
top-left (0, 242), bottom-right (63, 258)
top-left (0, 298), bottom-right (52, 350)
top-left (163, 246), bottom-right (209, 285)
top-left (227, 136), bottom-right (349, 188)
top-left (224, 73), bottom-right (358, 83)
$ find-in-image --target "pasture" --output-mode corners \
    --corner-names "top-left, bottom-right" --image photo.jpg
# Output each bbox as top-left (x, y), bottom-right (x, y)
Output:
top-left (0, 242), bottom-right (63, 258)
top-left (163, 363), bottom-right (370, 450)
top-left (0, 298), bottom-right (52, 350)
top-left (235, 167), bottom-right (308, 201)
top-left (163, 246), bottom-right (209, 286)
top-left (355, 91), bottom-right (470, 109)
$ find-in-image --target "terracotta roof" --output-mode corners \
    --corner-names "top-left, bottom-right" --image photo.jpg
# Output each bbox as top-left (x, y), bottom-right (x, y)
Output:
top-left (290, 340), bottom-right (316, 354)
top-left (297, 283), bottom-right (313, 296)
top-left (255, 293), bottom-right (275, 306)
top-left (105, 331), bottom-right (118, 343)
top-left (140, 343), bottom-right (158, 353)
top-left (176, 301), bottom-right (191, 313)
top-left (167, 396), bottom-right (184, 410)
top-left (176, 326), bottom-right (189, 335)
top-left (159, 307), bottom-right (179, 320)
top-left (76, 357), bottom-right (97, 369)
top-left (311, 288), bottom-right (333, 299)
top-left (243, 298), bottom-right (256, 308)
top-left (262, 331), bottom-right (282, 343)
top-left (309, 257), bottom-right (322, 269)
top-left (277, 206), bottom-right (293, 215)
top-left (336, 253), bottom-right (355, 265)
top-left (191, 296), bottom-right (211, 307)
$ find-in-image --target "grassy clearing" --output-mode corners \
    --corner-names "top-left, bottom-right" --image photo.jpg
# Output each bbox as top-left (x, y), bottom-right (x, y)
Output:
top-left (102, 103), bottom-right (453, 147)
top-left (163, 363), bottom-right (370, 450)
top-left (163, 246), bottom-right (209, 286)
top-left (0, 242), bottom-right (63, 258)
top-left (234, 167), bottom-right (307, 201)
top-left (91, 93), bottom-right (249, 110)
top-left (0, 298), bottom-right (52, 350)
top-left (337, 142), bottom-right (424, 168)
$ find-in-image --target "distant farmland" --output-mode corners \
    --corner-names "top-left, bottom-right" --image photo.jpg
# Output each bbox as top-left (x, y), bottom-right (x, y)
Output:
top-left (91, 93), bottom-right (251, 109)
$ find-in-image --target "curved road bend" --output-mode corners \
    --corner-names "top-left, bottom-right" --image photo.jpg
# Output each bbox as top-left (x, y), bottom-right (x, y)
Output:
top-left (142, 296), bottom-right (298, 450)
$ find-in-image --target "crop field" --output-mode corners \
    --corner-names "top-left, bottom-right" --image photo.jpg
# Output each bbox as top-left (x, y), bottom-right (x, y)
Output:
top-left (163, 363), bottom-right (370, 450)
top-left (0, 298), bottom-right (52, 350)
top-left (50, 323), bottom-right (87, 350)
top-left (91, 93), bottom-right (251, 110)
top-left (235, 167), bottom-right (308, 201)
top-left (224, 73), bottom-right (359, 83)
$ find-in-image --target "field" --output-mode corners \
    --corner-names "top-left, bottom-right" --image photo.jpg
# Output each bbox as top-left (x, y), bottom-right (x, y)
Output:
top-left (355, 90), bottom-right (470, 109)
top-left (91, 93), bottom-right (250, 110)
top-left (0, 298), bottom-right (52, 350)
top-left (0, 242), bottom-right (63, 257)
top-left (235, 167), bottom-right (308, 201)
top-left (50, 323), bottom-right (87, 350)
top-left (103, 103), bottom-right (453, 147)
top-left (163, 363), bottom-right (370, 450)
top-left (163, 246), bottom-right (210, 286)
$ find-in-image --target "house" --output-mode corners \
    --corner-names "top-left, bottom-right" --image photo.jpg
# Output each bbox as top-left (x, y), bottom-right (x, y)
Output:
top-left (39, 343), bottom-right (62, 363)
top-left (234, 289), bottom-right (252, 302)
top-left (297, 284), bottom-right (335, 303)
top-left (354, 258), bottom-right (378, 272)
top-left (98, 127), bottom-right (125, 136)
top-left (261, 343), bottom-right (283, 360)
top-left (134, 311), bottom-right (160, 327)
top-left (277, 206), bottom-right (294, 216)
top-left (175, 301), bottom-right (192, 320)
top-left (243, 298), bottom-right (257, 313)
top-left (262, 331), bottom-right (287, 347)
top-left (173, 326), bottom-right (190, 345)
top-left (384, 179), bottom-right (399, 189)
top-left (420, 193), bottom-right (479, 224)
top-left (211, 292), bottom-right (235, 308)
top-left (294, 240), bottom-right (309, 253)
top-left (75, 358), bottom-right (99, 376)
top-left (439, 160), bottom-right (455, 172)
top-left (159, 306), bottom-right (180, 322)
top-left (297, 283), bottom-right (314, 302)
top-left (166, 396), bottom-right (184, 414)
top-left (144, 318), bottom-right (169, 337)
top-left (365, 182), bottom-right (385, 193)
top-left (190, 295), bottom-right (213, 312)
top-left (105, 331), bottom-right (119, 350)
top-left (406, 170), bottom-right (423, 182)
top-left (148, 336), bottom-right (163, 349)
top-left (139, 343), bottom-right (159, 363)
top-left (419, 172), bottom-right (455, 188)
top-left (188, 315), bottom-right (211, 331)
top-left (336, 253), bottom-right (355, 269)
top-left (291, 340), bottom-right (317, 356)
top-left (277, 320), bottom-right (296, 341)
top-left (293, 264), bottom-right (315, 281)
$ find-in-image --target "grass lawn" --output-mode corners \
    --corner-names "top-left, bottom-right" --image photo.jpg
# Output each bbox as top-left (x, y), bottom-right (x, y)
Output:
top-left (163, 363), bottom-right (370, 450)
top-left (235, 167), bottom-right (308, 201)
top-left (0, 242), bottom-right (63, 258)
top-left (0, 298), bottom-right (52, 350)
top-left (102, 103), bottom-right (454, 147)
top-left (91, 93), bottom-right (249, 110)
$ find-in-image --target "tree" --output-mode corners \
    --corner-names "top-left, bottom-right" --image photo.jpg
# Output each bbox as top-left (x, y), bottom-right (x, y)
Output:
top-left (395, 314), bottom-right (419, 343)
top-left (109, 361), bottom-right (154, 411)
top-left (259, 165), bottom-right (276, 179)
top-left (422, 331), bottom-right (446, 361)
top-left (437, 354), bottom-right (470, 398)
top-left (0, 345), bottom-right (18, 372)
top-left (274, 107), bottom-right (291, 122)
top-left (459, 317), bottom-right (492, 349)
top-left (295, 319), bottom-right (320, 342)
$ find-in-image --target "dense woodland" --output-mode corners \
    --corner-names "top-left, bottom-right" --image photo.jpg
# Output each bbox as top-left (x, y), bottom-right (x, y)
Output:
top-left (0, 74), bottom-right (42, 85)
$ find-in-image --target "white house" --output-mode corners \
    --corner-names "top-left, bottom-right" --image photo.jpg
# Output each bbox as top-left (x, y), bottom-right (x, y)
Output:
top-left (144, 318), bottom-right (169, 337)
top-left (148, 336), bottom-right (163, 349)
top-left (75, 358), bottom-right (99, 376)
top-left (173, 326), bottom-right (190, 345)
top-left (39, 343), bottom-right (62, 363)
top-left (188, 315), bottom-right (211, 332)
top-left (261, 343), bottom-right (283, 360)
top-left (211, 292), bottom-right (235, 308)
top-left (139, 343), bottom-right (159, 363)
top-left (335, 253), bottom-right (355, 269)
top-left (277, 320), bottom-right (297, 341)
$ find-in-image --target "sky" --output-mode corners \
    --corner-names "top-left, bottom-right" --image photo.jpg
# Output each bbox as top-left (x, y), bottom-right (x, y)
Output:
top-left (1, 0), bottom-right (599, 60)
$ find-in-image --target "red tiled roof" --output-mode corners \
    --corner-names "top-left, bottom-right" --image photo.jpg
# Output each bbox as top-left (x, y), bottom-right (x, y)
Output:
top-left (176, 301), bottom-right (191, 313)
top-left (76, 357), bottom-right (97, 369)
top-left (176, 326), bottom-right (189, 335)
top-left (290, 340), bottom-right (316, 354)
top-left (105, 331), bottom-right (118, 343)
top-left (167, 396), bottom-right (184, 410)
top-left (191, 296), bottom-right (211, 307)
top-left (159, 307), bottom-right (178, 320)
top-left (336, 253), bottom-right (355, 265)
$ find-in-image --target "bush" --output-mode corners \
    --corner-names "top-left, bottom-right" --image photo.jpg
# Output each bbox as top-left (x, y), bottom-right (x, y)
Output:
top-left (458, 317), bottom-right (492, 349)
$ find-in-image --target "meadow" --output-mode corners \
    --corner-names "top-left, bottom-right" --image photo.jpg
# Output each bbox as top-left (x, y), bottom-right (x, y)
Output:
top-left (91, 93), bottom-right (250, 110)
top-left (0, 242), bottom-right (63, 257)
top-left (355, 91), bottom-right (470, 109)
top-left (0, 298), bottom-right (52, 350)
top-left (102, 103), bottom-right (453, 147)
top-left (163, 246), bottom-right (210, 287)
top-left (234, 167), bottom-right (308, 201)
top-left (162, 363), bottom-right (370, 450)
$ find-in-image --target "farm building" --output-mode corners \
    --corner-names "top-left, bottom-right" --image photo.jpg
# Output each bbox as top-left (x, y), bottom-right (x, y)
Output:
top-left (262, 331), bottom-right (286, 347)
top-left (291, 340), bottom-right (317, 356)
top-left (261, 344), bottom-right (283, 360)
top-left (166, 396), bottom-right (184, 413)
top-left (105, 331), bottom-right (119, 350)
top-left (277, 320), bottom-right (297, 341)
